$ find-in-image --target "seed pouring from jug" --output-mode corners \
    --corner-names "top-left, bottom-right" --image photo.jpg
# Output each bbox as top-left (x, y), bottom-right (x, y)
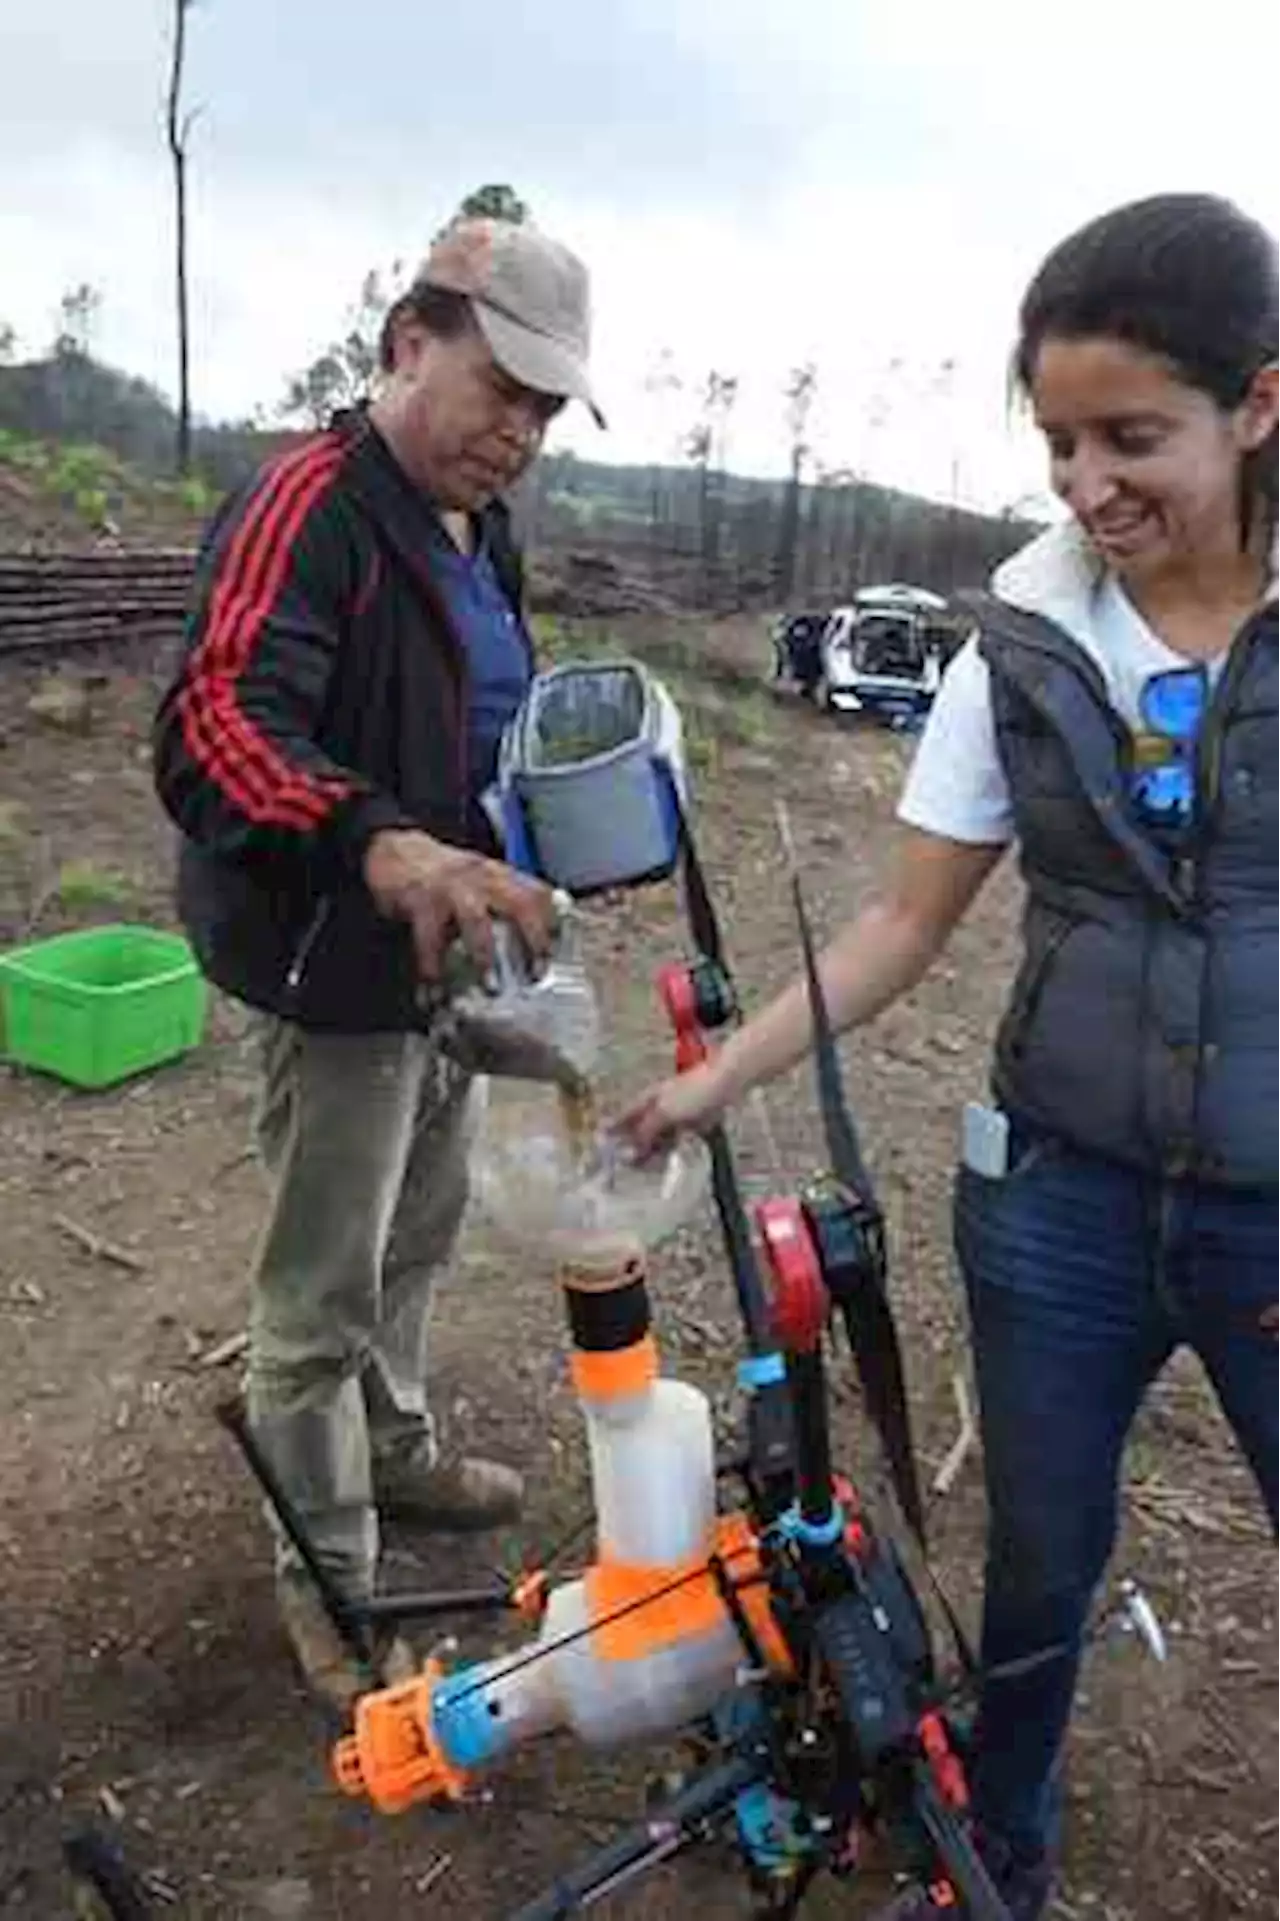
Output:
top-left (429, 888), bottom-right (604, 1095)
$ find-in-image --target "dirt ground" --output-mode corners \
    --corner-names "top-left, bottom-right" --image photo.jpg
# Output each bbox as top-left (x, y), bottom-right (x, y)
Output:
top-left (0, 625), bottom-right (1275, 1921)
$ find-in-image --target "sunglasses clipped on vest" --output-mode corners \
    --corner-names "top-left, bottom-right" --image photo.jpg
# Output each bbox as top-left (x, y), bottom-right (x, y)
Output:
top-left (1127, 665), bottom-right (1210, 837)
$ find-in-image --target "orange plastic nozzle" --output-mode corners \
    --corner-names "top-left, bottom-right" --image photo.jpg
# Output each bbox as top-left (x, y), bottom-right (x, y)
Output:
top-left (570, 1334), bottom-right (659, 1403)
top-left (331, 1659), bottom-right (469, 1814)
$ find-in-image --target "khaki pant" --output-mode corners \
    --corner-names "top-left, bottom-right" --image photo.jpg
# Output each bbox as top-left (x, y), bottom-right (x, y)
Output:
top-left (245, 1021), bottom-right (475, 1598)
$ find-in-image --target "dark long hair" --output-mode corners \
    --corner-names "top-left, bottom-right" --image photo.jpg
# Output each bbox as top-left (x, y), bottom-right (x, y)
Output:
top-left (1014, 194), bottom-right (1278, 554)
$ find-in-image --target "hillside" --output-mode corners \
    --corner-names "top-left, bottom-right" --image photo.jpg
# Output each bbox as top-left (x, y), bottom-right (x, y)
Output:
top-left (0, 350), bottom-right (1036, 602)
top-left (0, 353), bottom-right (299, 499)
top-left (0, 427), bottom-right (210, 550)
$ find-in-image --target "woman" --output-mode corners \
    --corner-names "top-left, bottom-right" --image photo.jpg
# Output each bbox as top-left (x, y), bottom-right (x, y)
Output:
top-left (621, 193), bottom-right (1277, 1919)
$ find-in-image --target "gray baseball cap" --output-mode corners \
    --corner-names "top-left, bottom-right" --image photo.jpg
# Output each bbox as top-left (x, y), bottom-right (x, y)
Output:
top-left (418, 217), bottom-right (603, 425)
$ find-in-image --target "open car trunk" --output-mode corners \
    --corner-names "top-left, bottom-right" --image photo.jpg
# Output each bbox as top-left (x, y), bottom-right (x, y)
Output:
top-left (821, 611), bottom-right (941, 725)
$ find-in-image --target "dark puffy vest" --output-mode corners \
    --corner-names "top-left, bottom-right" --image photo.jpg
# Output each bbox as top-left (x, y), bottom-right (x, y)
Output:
top-left (967, 594), bottom-right (1277, 1189)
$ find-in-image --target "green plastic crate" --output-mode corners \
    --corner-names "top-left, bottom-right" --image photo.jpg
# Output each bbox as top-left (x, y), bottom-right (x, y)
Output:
top-left (0, 923), bottom-right (208, 1089)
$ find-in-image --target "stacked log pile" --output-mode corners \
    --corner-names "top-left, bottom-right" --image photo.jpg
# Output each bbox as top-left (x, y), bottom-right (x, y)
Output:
top-left (0, 550), bottom-right (195, 658)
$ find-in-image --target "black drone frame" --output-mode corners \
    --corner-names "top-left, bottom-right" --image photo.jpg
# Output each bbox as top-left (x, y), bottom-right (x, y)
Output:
top-left (66, 809), bottom-right (1013, 1921)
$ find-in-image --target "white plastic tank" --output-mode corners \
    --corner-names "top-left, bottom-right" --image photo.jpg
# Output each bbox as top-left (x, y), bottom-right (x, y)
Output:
top-left (587, 1377), bottom-right (716, 1566)
top-left (537, 1574), bottom-right (743, 1746)
top-left (435, 1352), bottom-right (741, 1759)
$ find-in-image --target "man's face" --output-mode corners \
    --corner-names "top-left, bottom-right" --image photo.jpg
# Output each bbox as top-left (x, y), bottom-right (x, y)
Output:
top-left (381, 313), bottom-right (564, 509)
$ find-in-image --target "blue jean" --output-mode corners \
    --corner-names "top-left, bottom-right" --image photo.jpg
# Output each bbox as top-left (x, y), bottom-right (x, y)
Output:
top-left (954, 1128), bottom-right (1278, 1864)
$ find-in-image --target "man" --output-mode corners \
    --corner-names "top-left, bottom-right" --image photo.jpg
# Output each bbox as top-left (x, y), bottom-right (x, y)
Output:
top-left (153, 218), bottom-right (600, 1708)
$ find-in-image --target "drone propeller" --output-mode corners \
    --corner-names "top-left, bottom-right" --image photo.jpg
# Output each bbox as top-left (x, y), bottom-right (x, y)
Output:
top-left (775, 804), bottom-right (927, 1550)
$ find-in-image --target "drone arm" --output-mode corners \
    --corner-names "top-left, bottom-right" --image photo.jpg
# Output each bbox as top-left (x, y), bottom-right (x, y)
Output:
top-left (913, 1765), bottom-right (1013, 1921)
top-left (508, 1755), bottom-right (760, 1921)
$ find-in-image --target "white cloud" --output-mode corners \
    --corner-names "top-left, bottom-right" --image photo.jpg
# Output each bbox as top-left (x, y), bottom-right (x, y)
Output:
top-left (1, 0), bottom-right (1275, 510)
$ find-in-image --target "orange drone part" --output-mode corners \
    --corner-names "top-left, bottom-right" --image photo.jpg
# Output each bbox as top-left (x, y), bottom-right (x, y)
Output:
top-left (585, 1511), bottom-right (793, 1676)
top-left (510, 1567), bottom-right (550, 1625)
top-left (569, 1333), bottom-right (659, 1403)
top-left (332, 1659), bottom-right (469, 1815)
top-left (918, 1710), bottom-right (969, 1811)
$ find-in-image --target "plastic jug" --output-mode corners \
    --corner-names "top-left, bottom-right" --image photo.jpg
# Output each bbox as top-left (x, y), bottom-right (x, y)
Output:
top-left (431, 892), bottom-right (602, 1091)
top-left (468, 1076), bottom-right (709, 1265)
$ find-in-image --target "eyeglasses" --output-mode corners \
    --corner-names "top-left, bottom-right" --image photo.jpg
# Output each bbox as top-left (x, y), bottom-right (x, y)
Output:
top-left (1128, 665), bottom-right (1209, 831)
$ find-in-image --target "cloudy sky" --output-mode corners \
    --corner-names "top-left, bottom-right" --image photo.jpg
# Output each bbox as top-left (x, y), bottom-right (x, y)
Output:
top-left (2, 0), bottom-right (1275, 509)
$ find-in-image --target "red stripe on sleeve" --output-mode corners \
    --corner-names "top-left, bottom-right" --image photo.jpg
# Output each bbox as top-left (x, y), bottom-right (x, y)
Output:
top-left (203, 440), bottom-right (335, 677)
top-left (178, 439), bottom-right (355, 827)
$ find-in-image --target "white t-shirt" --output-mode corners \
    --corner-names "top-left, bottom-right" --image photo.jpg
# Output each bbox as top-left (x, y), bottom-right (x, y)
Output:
top-left (898, 573), bottom-right (1226, 845)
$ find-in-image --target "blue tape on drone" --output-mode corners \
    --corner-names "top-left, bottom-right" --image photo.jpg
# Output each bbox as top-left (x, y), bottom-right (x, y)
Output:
top-left (774, 1502), bottom-right (845, 1549)
top-left (737, 1352), bottom-right (786, 1392)
top-left (432, 1665), bottom-right (507, 1770)
top-left (733, 1781), bottom-right (811, 1871)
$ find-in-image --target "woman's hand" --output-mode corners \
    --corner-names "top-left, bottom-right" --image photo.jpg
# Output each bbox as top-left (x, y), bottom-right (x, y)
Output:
top-left (615, 1060), bottom-right (729, 1159)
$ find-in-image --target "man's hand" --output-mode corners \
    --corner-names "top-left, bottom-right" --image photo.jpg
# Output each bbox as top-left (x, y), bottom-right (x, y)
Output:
top-left (362, 829), bottom-right (557, 981)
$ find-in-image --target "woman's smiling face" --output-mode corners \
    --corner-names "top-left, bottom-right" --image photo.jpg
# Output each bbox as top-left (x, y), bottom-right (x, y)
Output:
top-left (1028, 334), bottom-right (1277, 584)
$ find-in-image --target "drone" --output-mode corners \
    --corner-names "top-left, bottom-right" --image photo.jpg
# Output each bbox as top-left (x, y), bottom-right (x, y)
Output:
top-left (66, 799), bottom-right (1163, 1921)
top-left (230, 806), bottom-right (1016, 1921)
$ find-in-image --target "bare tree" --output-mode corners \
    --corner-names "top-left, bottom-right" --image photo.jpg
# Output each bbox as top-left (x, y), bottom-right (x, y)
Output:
top-left (281, 180), bottom-right (533, 427)
top-left (641, 349), bottom-right (682, 552)
top-left (931, 357), bottom-right (961, 588)
top-left (819, 467), bottom-right (855, 596)
top-left (280, 264), bottom-right (404, 425)
top-left (693, 371), bottom-right (738, 589)
top-left (53, 284), bottom-right (102, 359)
top-left (798, 461), bottom-right (828, 603)
top-left (852, 372), bottom-right (898, 584)
top-left (682, 420), bottom-right (713, 565)
top-left (165, 0), bottom-right (197, 474)
top-left (774, 362), bottom-right (816, 603)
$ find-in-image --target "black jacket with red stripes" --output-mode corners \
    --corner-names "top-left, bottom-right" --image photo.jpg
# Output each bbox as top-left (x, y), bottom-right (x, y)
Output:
top-left (153, 409), bottom-right (528, 1030)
